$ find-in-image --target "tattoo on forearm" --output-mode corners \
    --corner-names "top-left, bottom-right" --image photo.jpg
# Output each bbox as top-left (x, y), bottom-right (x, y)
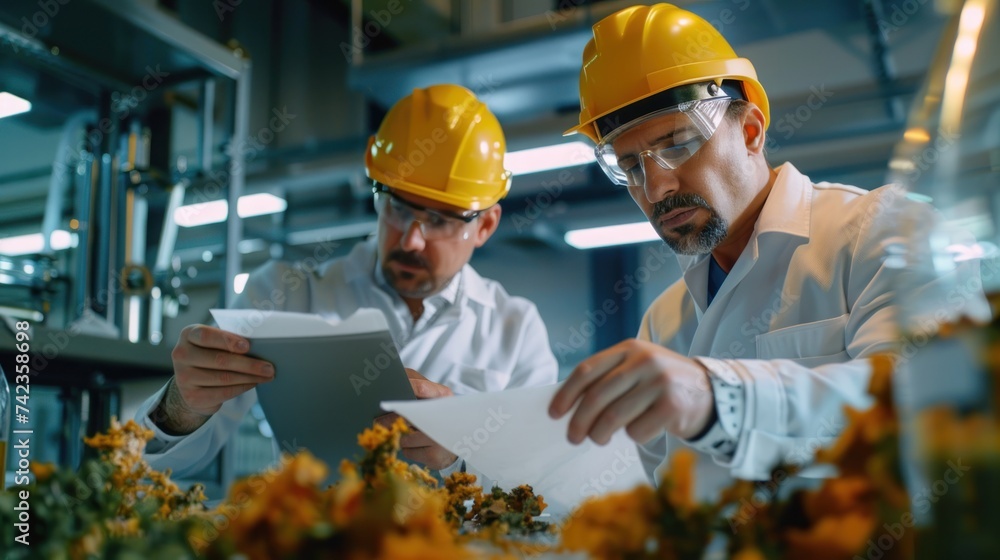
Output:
top-left (151, 378), bottom-right (210, 436)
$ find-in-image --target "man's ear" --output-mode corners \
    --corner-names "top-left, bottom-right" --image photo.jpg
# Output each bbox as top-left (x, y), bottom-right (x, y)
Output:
top-left (742, 104), bottom-right (767, 156)
top-left (473, 204), bottom-right (502, 248)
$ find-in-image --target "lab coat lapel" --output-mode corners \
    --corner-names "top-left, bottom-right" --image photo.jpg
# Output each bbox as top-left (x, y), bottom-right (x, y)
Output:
top-left (686, 244), bottom-right (758, 355)
top-left (683, 163), bottom-right (814, 356)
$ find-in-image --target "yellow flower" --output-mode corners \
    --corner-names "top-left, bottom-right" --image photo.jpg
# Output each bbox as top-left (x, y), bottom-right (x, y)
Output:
top-left (70, 524), bottom-right (104, 560)
top-left (105, 517), bottom-right (141, 538)
top-left (358, 417), bottom-right (409, 451)
top-left (329, 474), bottom-right (365, 527)
top-left (30, 462), bottom-right (57, 483)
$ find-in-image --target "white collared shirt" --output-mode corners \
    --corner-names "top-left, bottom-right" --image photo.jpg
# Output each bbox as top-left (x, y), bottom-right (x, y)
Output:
top-left (638, 163), bottom-right (986, 501)
top-left (135, 237), bottom-right (559, 478)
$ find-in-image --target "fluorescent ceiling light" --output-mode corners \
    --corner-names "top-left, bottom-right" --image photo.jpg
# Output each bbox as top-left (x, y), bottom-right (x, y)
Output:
top-left (0, 92), bottom-right (31, 119)
top-left (174, 200), bottom-right (227, 227)
top-left (564, 221), bottom-right (660, 250)
top-left (239, 193), bottom-right (288, 218)
top-left (233, 272), bottom-right (250, 294)
top-left (505, 141), bottom-right (596, 175)
top-left (0, 230), bottom-right (77, 256)
top-left (174, 193), bottom-right (288, 227)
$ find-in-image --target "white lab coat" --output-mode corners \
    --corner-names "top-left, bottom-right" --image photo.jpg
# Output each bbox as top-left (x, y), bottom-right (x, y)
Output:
top-left (638, 163), bottom-right (984, 501)
top-left (135, 238), bottom-right (559, 478)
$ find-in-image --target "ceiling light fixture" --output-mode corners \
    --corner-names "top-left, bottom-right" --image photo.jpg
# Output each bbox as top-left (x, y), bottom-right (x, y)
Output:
top-left (174, 193), bottom-right (288, 227)
top-left (233, 272), bottom-right (250, 294)
top-left (0, 92), bottom-right (31, 119)
top-left (564, 221), bottom-right (661, 249)
top-left (0, 230), bottom-right (76, 256)
top-left (505, 141), bottom-right (596, 175)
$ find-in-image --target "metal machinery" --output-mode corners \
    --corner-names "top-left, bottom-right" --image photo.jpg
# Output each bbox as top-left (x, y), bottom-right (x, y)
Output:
top-left (0, 0), bottom-right (250, 471)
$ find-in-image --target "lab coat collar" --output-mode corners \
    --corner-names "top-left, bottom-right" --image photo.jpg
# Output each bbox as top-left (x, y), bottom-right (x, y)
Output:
top-left (674, 162), bottom-right (814, 314)
top-left (755, 162), bottom-right (813, 240)
top-left (674, 161), bottom-right (813, 274)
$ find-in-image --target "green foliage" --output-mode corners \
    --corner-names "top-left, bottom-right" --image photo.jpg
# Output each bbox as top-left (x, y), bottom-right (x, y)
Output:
top-left (0, 459), bottom-right (207, 560)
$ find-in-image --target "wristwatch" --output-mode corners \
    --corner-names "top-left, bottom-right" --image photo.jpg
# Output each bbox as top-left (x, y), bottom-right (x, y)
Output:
top-left (685, 359), bottom-right (745, 458)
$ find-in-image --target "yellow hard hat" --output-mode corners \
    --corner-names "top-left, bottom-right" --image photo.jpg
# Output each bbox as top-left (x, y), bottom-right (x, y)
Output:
top-left (365, 84), bottom-right (512, 211)
top-left (564, 3), bottom-right (770, 143)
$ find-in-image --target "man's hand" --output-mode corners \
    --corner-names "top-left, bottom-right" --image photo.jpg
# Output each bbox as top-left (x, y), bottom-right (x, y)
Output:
top-left (152, 324), bottom-right (275, 435)
top-left (548, 339), bottom-right (715, 445)
top-left (374, 369), bottom-right (458, 470)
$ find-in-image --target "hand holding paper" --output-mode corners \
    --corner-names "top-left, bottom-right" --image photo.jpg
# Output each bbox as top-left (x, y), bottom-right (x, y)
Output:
top-left (376, 369), bottom-right (459, 469)
top-left (383, 383), bottom-right (649, 516)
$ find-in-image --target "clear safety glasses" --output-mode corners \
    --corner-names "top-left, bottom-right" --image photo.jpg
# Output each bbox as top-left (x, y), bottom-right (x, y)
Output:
top-left (372, 182), bottom-right (480, 240)
top-left (596, 97), bottom-right (733, 187)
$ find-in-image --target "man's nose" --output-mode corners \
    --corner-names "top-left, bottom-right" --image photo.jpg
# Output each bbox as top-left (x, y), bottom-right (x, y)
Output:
top-left (640, 154), bottom-right (680, 204)
top-left (400, 220), bottom-right (426, 252)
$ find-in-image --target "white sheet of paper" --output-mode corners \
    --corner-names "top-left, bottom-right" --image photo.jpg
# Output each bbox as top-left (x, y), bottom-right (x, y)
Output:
top-left (382, 383), bottom-right (649, 516)
top-left (210, 308), bottom-right (389, 338)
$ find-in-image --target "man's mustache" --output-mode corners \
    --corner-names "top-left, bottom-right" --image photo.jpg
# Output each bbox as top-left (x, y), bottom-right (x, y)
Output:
top-left (651, 193), bottom-right (713, 222)
top-left (388, 250), bottom-right (429, 269)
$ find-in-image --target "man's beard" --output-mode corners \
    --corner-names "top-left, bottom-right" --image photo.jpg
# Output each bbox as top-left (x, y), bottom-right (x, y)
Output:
top-left (652, 193), bottom-right (728, 255)
top-left (382, 249), bottom-right (437, 298)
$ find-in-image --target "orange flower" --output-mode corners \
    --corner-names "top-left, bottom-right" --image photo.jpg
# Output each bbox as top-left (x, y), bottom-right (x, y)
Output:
top-left (784, 512), bottom-right (877, 560)
top-left (662, 449), bottom-right (696, 513)
top-left (561, 486), bottom-right (660, 558)
top-left (802, 476), bottom-right (876, 520)
top-left (30, 462), bottom-right (57, 483)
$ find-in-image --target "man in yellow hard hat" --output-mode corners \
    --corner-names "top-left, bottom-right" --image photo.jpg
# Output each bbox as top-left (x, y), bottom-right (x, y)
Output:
top-left (135, 84), bottom-right (558, 479)
top-left (549, 3), bottom-right (969, 498)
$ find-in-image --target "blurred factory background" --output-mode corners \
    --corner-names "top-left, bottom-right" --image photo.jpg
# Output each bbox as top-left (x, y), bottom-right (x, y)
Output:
top-left (0, 0), bottom-right (957, 490)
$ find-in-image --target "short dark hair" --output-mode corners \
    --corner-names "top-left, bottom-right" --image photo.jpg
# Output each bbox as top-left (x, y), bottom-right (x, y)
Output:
top-left (726, 99), bottom-right (750, 121)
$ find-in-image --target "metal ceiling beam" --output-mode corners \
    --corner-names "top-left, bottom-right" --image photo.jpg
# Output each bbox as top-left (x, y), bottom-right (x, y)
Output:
top-left (89, 0), bottom-right (245, 79)
top-left (862, 0), bottom-right (904, 122)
